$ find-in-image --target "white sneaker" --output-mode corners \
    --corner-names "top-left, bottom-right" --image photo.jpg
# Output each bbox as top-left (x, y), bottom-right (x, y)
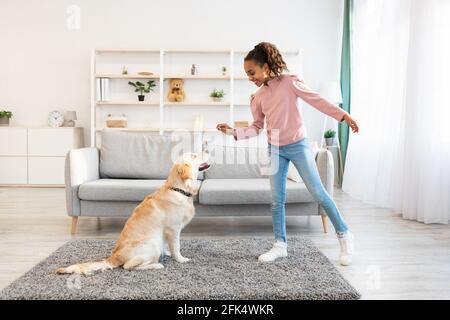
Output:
top-left (258, 241), bottom-right (288, 262)
top-left (337, 231), bottom-right (354, 266)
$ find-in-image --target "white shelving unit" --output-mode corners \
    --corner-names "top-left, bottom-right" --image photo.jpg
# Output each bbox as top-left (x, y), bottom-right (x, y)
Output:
top-left (91, 48), bottom-right (302, 147)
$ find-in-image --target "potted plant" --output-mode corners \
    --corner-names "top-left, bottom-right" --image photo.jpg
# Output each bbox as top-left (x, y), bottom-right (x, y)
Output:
top-left (210, 88), bottom-right (225, 102)
top-left (0, 110), bottom-right (12, 126)
top-left (222, 66), bottom-right (227, 76)
top-left (324, 129), bottom-right (337, 146)
top-left (128, 80), bottom-right (156, 101)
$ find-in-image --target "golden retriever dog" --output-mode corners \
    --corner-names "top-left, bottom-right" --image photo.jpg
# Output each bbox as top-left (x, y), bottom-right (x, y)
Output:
top-left (56, 151), bottom-right (210, 275)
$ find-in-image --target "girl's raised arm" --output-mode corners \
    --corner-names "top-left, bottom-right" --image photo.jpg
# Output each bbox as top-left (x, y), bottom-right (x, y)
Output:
top-left (233, 94), bottom-right (265, 140)
top-left (289, 75), bottom-right (348, 122)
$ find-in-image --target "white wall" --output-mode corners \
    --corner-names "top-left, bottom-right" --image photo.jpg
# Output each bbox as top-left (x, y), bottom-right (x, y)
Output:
top-left (0, 0), bottom-right (344, 145)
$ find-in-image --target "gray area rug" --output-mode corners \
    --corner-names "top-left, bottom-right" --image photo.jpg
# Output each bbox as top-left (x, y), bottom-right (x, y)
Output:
top-left (0, 238), bottom-right (360, 300)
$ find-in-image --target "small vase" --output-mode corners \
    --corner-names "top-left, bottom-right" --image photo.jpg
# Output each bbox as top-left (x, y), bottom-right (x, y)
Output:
top-left (0, 118), bottom-right (10, 126)
top-left (138, 95), bottom-right (145, 102)
top-left (212, 97), bottom-right (222, 102)
top-left (65, 120), bottom-right (75, 127)
top-left (325, 137), bottom-right (336, 146)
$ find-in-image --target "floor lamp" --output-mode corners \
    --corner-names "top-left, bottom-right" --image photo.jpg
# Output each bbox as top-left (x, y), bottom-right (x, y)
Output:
top-left (319, 81), bottom-right (345, 188)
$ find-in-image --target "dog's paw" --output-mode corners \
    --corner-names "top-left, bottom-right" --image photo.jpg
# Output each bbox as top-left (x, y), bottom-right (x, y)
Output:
top-left (176, 256), bottom-right (191, 263)
top-left (163, 250), bottom-right (172, 257)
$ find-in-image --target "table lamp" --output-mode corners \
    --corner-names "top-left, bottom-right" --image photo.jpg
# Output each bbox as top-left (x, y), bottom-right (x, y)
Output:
top-left (65, 111), bottom-right (77, 127)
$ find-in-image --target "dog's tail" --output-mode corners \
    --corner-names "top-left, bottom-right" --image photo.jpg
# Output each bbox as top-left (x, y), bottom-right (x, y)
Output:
top-left (56, 256), bottom-right (120, 276)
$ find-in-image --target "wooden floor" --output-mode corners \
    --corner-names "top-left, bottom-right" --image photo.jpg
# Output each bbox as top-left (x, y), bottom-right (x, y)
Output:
top-left (0, 186), bottom-right (449, 300)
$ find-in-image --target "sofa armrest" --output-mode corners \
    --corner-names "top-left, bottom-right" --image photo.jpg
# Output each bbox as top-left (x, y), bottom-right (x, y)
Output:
top-left (315, 148), bottom-right (335, 215)
top-left (65, 147), bottom-right (100, 216)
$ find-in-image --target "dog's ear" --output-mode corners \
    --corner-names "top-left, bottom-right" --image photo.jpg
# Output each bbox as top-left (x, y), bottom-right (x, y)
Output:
top-left (177, 163), bottom-right (192, 180)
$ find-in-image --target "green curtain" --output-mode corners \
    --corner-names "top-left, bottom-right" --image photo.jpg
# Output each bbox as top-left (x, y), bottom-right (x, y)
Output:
top-left (339, 0), bottom-right (353, 172)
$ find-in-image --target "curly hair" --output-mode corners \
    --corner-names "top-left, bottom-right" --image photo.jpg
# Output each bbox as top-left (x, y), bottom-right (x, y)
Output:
top-left (244, 42), bottom-right (289, 78)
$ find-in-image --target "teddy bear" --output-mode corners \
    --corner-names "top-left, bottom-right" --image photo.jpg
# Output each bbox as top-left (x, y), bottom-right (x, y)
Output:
top-left (167, 78), bottom-right (185, 102)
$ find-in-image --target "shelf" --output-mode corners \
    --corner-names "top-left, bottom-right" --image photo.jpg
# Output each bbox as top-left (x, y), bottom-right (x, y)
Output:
top-left (95, 48), bottom-right (160, 54)
top-left (164, 49), bottom-right (231, 54)
top-left (234, 49), bottom-right (300, 55)
top-left (96, 101), bottom-right (230, 106)
top-left (164, 101), bottom-right (230, 106)
top-left (165, 49), bottom-right (300, 54)
top-left (95, 48), bottom-right (300, 55)
top-left (164, 128), bottom-right (218, 132)
top-left (95, 74), bottom-right (245, 80)
top-left (96, 101), bottom-right (159, 106)
top-left (95, 127), bottom-right (218, 132)
top-left (95, 74), bottom-right (160, 79)
top-left (164, 75), bottom-right (230, 80)
top-left (95, 127), bottom-right (159, 132)
top-left (91, 47), bottom-right (302, 147)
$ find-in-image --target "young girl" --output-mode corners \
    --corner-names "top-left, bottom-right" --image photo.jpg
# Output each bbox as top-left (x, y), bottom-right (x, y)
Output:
top-left (216, 42), bottom-right (359, 266)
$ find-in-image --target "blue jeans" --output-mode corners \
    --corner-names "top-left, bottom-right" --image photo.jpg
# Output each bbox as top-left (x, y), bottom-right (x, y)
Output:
top-left (268, 137), bottom-right (349, 243)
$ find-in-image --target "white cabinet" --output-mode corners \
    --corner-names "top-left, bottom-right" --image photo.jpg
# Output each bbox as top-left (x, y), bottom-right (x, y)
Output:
top-left (0, 157), bottom-right (28, 184)
top-left (28, 128), bottom-right (81, 156)
top-left (0, 127), bottom-right (28, 184)
top-left (0, 127), bottom-right (84, 186)
top-left (0, 127), bottom-right (27, 155)
top-left (28, 157), bottom-right (66, 185)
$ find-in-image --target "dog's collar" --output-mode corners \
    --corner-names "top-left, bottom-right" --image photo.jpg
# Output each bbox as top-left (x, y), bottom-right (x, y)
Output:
top-left (170, 187), bottom-right (193, 198)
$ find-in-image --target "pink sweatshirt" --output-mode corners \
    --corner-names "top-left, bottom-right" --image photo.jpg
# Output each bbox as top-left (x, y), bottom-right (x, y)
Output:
top-left (233, 74), bottom-right (349, 146)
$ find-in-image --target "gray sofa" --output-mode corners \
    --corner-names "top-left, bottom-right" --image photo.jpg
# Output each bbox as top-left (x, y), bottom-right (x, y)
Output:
top-left (65, 130), bottom-right (334, 234)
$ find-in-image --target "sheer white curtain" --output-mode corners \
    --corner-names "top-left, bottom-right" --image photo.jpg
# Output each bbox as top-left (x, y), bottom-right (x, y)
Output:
top-left (342, 0), bottom-right (450, 224)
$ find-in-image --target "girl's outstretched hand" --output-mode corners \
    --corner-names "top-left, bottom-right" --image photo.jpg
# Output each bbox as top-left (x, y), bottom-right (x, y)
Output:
top-left (343, 114), bottom-right (359, 133)
top-left (216, 123), bottom-right (234, 135)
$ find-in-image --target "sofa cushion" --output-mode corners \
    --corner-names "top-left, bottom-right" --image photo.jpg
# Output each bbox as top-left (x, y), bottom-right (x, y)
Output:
top-left (204, 145), bottom-right (270, 179)
top-left (78, 179), bottom-right (201, 202)
top-left (99, 129), bottom-right (203, 179)
top-left (198, 178), bottom-right (315, 205)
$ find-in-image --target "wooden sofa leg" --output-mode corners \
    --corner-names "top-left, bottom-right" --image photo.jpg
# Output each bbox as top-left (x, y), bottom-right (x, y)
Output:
top-left (71, 216), bottom-right (78, 235)
top-left (321, 215), bottom-right (328, 233)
